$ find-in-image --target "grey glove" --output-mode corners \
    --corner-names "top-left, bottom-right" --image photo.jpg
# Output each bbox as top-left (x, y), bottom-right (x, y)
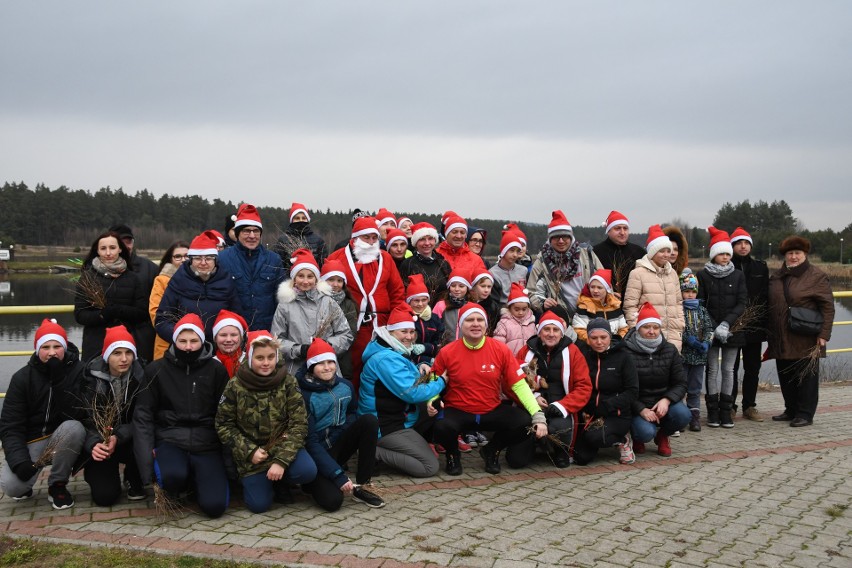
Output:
top-left (411, 344), bottom-right (426, 355)
top-left (714, 322), bottom-right (730, 343)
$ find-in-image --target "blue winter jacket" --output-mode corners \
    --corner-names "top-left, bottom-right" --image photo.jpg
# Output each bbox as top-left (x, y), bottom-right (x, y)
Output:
top-left (217, 242), bottom-right (284, 330)
top-left (155, 262), bottom-right (242, 342)
top-left (357, 339), bottom-right (446, 436)
top-left (296, 368), bottom-right (355, 488)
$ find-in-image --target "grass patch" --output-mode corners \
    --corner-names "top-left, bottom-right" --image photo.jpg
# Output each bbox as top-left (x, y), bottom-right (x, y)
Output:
top-left (826, 504), bottom-right (848, 518)
top-left (0, 537), bottom-right (261, 567)
top-left (417, 544), bottom-right (441, 553)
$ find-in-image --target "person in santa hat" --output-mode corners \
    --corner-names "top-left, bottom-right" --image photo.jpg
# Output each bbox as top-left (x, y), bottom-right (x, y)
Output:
top-left (149, 239), bottom-right (190, 360)
top-left (271, 248), bottom-right (353, 375)
top-left (572, 269), bottom-right (628, 343)
top-left (399, 221), bottom-right (452, 305)
top-left (405, 274), bottom-right (444, 370)
top-left (155, 230), bottom-right (242, 346)
top-left (212, 309), bottom-right (249, 378)
top-left (297, 338), bottom-right (385, 510)
top-left (698, 227), bottom-right (748, 428)
top-left (375, 208), bottom-right (398, 243)
top-left (593, 210), bottom-right (646, 298)
top-left (80, 325), bottom-right (146, 505)
top-left (397, 216), bottom-right (414, 238)
top-left (325, 216), bottom-right (406, 385)
top-left (275, 202), bottom-right (328, 272)
top-left (216, 331), bottom-right (315, 513)
top-left (489, 230), bottom-right (527, 305)
top-left (502, 222), bottom-right (532, 268)
top-left (622, 303), bottom-right (691, 457)
top-left (528, 210), bottom-right (603, 324)
top-left (730, 227), bottom-right (769, 421)
top-left (432, 266), bottom-right (472, 344)
top-left (217, 203), bottom-right (285, 331)
top-left (431, 304), bottom-right (547, 476)
top-left (358, 304), bottom-right (447, 477)
top-left (510, 311), bottom-right (592, 468)
top-left (320, 259), bottom-right (358, 379)
top-left (494, 283), bottom-right (536, 356)
top-left (0, 319), bottom-right (86, 509)
top-left (385, 228), bottom-right (411, 269)
top-left (435, 213), bottom-right (487, 274)
top-left (623, 225), bottom-right (685, 351)
top-left (133, 314), bottom-right (231, 518)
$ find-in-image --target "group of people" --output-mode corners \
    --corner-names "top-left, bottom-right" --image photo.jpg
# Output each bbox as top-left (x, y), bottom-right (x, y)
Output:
top-left (0, 204), bottom-right (835, 516)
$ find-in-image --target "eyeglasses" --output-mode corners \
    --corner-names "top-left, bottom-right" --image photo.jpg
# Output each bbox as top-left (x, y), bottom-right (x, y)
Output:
top-left (551, 235), bottom-right (572, 241)
top-left (191, 255), bottom-right (217, 263)
top-left (172, 254), bottom-right (187, 260)
top-left (468, 238), bottom-right (484, 244)
top-left (241, 228), bottom-right (261, 235)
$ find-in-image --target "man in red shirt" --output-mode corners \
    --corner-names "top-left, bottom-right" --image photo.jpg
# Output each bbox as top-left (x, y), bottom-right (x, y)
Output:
top-left (432, 304), bottom-right (546, 476)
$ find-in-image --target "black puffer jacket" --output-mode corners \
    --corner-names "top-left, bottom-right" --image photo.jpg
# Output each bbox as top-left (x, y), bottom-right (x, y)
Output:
top-left (0, 344), bottom-right (84, 471)
top-left (732, 254), bottom-right (769, 343)
top-left (276, 222), bottom-right (328, 269)
top-left (79, 356), bottom-right (145, 455)
top-left (593, 238), bottom-right (646, 297)
top-left (578, 340), bottom-right (638, 419)
top-left (697, 266), bottom-right (748, 347)
top-left (74, 267), bottom-right (149, 361)
top-left (132, 343), bottom-right (229, 485)
top-left (623, 329), bottom-right (687, 416)
top-left (399, 252), bottom-right (452, 305)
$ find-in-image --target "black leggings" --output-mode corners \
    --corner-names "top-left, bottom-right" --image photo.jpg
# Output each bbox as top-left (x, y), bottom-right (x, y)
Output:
top-left (84, 442), bottom-right (143, 506)
top-left (573, 416), bottom-right (630, 466)
top-left (505, 415), bottom-right (574, 469)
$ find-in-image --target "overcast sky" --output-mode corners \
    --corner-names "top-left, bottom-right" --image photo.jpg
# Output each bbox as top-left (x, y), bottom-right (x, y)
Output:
top-left (2, 1), bottom-right (850, 232)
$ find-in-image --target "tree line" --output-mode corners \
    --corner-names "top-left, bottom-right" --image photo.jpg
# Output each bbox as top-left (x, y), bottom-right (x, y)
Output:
top-left (1, 182), bottom-right (848, 262)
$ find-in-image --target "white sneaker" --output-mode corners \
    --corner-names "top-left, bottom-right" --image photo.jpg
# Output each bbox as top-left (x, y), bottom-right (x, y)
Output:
top-left (671, 430), bottom-right (681, 437)
top-left (617, 433), bottom-right (636, 464)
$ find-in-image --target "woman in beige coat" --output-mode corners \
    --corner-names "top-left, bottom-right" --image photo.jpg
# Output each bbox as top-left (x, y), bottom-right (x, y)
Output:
top-left (623, 225), bottom-right (684, 351)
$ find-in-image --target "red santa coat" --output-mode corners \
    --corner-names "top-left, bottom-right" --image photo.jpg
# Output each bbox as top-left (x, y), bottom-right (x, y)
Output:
top-left (326, 244), bottom-right (406, 382)
top-left (436, 241), bottom-right (487, 274)
top-left (515, 342), bottom-right (592, 419)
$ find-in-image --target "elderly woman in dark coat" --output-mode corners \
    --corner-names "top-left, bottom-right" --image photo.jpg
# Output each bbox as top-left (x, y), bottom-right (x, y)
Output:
top-left (766, 236), bottom-right (834, 427)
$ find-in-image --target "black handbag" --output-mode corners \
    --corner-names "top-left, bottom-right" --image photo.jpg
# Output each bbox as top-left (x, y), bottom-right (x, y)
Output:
top-left (783, 278), bottom-right (823, 336)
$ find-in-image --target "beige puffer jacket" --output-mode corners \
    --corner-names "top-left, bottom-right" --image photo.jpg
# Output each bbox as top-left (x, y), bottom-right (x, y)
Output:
top-left (623, 255), bottom-right (684, 351)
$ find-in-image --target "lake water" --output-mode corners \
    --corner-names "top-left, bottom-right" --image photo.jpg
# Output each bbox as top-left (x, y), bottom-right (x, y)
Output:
top-left (1, 274), bottom-right (851, 414)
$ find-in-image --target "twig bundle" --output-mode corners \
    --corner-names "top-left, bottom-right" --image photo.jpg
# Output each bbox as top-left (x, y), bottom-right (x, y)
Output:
top-left (353, 481), bottom-right (388, 499)
top-left (75, 272), bottom-right (107, 309)
top-left (729, 303), bottom-right (767, 335)
top-left (275, 231), bottom-right (311, 263)
top-left (791, 344), bottom-right (823, 385)
top-left (153, 484), bottom-right (185, 519)
top-left (34, 433), bottom-right (67, 468)
top-left (263, 423), bottom-right (289, 452)
top-left (90, 395), bottom-right (121, 444)
top-left (314, 312), bottom-right (336, 340)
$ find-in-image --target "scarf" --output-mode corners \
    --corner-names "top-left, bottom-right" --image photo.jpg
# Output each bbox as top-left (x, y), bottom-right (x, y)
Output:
top-left (635, 334), bottom-right (663, 354)
top-left (446, 294), bottom-right (467, 309)
top-left (781, 258), bottom-right (810, 278)
top-left (216, 349), bottom-right (243, 378)
top-left (329, 289), bottom-right (347, 305)
top-left (540, 241), bottom-right (581, 283)
top-left (374, 327), bottom-right (413, 356)
top-left (683, 298), bottom-right (700, 310)
top-left (415, 305), bottom-right (432, 321)
top-left (704, 261), bottom-right (735, 279)
top-left (236, 360), bottom-right (287, 391)
top-left (92, 256), bottom-right (128, 278)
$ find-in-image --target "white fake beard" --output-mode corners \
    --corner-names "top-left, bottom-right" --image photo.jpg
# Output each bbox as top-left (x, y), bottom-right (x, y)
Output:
top-left (353, 239), bottom-right (380, 263)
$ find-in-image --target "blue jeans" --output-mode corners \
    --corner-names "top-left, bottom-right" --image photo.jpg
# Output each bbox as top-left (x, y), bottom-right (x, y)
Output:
top-left (631, 401), bottom-right (692, 443)
top-left (706, 345), bottom-right (738, 396)
top-left (240, 449), bottom-right (317, 513)
top-left (683, 364), bottom-right (705, 410)
top-left (154, 442), bottom-right (229, 518)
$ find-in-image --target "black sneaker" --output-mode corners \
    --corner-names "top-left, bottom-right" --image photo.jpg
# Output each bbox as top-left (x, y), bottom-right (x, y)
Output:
top-left (12, 489), bottom-right (34, 501)
top-left (273, 483), bottom-right (294, 504)
top-left (48, 482), bottom-right (75, 510)
top-left (480, 446), bottom-right (501, 474)
top-left (445, 452), bottom-right (462, 476)
top-left (127, 485), bottom-right (147, 501)
top-left (352, 486), bottom-right (385, 508)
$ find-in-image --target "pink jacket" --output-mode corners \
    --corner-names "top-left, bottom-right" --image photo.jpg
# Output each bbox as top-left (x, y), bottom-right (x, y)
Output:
top-left (494, 309), bottom-right (537, 356)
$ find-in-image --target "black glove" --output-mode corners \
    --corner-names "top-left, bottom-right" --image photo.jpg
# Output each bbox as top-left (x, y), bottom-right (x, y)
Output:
top-left (100, 306), bottom-right (118, 322)
top-left (13, 461), bottom-right (38, 482)
top-left (299, 344), bottom-right (310, 359)
top-left (545, 404), bottom-right (564, 419)
top-left (45, 355), bottom-right (66, 384)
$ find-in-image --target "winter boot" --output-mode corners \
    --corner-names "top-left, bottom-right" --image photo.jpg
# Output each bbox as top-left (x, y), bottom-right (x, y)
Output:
top-left (689, 408), bottom-right (701, 432)
top-left (719, 394), bottom-right (735, 428)
top-left (654, 431), bottom-right (672, 457)
top-left (705, 394), bottom-right (720, 428)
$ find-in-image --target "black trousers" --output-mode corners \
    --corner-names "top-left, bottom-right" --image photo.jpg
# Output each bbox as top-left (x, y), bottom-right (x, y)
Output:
top-left (573, 416), bottom-right (631, 466)
top-left (434, 405), bottom-right (531, 455)
top-left (733, 342), bottom-right (763, 409)
top-left (505, 415), bottom-right (574, 469)
top-left (776, 358), bottom-right (819, 421)
top-left (306, 413), bottom-right (379, 512)
top-left (83, 442), bottom-right (143, 507)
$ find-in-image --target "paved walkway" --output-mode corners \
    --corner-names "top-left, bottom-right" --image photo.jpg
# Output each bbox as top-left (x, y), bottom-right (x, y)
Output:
top-left (2, 384), bottom-right (851, 567)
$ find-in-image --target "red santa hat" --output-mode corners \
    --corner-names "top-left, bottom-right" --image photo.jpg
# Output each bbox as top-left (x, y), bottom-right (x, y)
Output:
top-left (386, 228), bottom-right (408, 248)
top-left (212, 309), bottom-right (248, 338)
top-left (289, 248), bottom-right (320, 279)
top-left (306, 337), bottom-right (337, 368)
top-left (386, 304), bottom-right (416, 331)
top-left (502, 223), bottom-right (527, 245)
top-left (102, 325), bottom-right (137, 361)
top-left (188, 230), bottom-right (221, 257)
top-left (405, 274), bottom-right (430, 303)
top-left (458, 302), bottom-right (488, 328)
top-left (447, 266), bottom-right (472, 289)
top-left (636, 302), bottom-right (662, 330)
top-left (604, 210), bottom-right (630, 234)
top-left (708, 226), bottom-right (734, 260)
top-left (289, 202), bottom-right (311, 223)
top-left (233, 203), bottom-right (263, 231)
top-left (730, 226), bottom-right (753, 246)
top-left (209, 230), bottom-right (226, 247)
top-left (173, 313), bottom-right (205, 344)
top-left (320, 259), bottom-right (347, 284)
top-left (375, 208), bottom-right (397, 228)
top-left (646, 224), bottom-right (672, 258)
top-left (507, 283), bottom-right (531, 306)
top-left (34, 318), bottom-right (68, 352)
top-left (536, 311), bottom-right (566, 334)
top-left (548, 210), bottom-right (573, 238)
top-left (351, 216), bottom-right (380, 239)
top-left (443, 214), bottom-right (468, 237)
top-left (410, 222), bottom-right (439, 246)
top-left (588, 269), bottom-right (613, 294)
top-left (498, 231), bottom-right (524, 259)
top-left (246, 329), bottom-right (277, 363)
top-left (470, 267), bottom-right (494, 288)
top-left (397, 216), bottom-right (412, 228)
top-left (441, 210), bottom-right (458, 226)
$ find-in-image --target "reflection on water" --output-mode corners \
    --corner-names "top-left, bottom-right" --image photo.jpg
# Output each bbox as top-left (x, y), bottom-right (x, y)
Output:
top-left (1, 274), bottom-right (851, 413)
